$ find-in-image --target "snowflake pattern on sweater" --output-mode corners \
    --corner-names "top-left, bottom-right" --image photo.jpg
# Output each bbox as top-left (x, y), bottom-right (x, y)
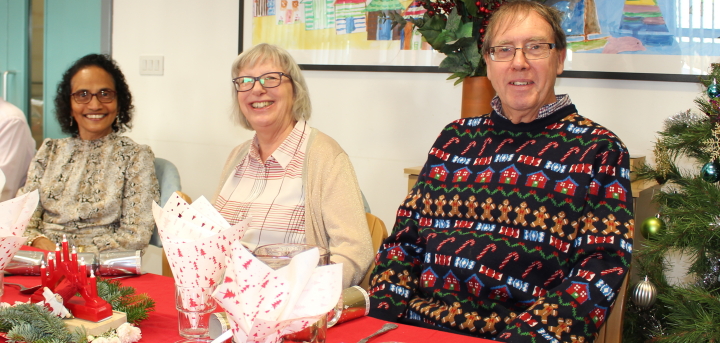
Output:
top-left (368, 105), bottom-right (633, 343)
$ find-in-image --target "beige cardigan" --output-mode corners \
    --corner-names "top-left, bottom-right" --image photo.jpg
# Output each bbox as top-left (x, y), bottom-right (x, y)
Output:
top-left (214, 128), bottom-right (373, 288)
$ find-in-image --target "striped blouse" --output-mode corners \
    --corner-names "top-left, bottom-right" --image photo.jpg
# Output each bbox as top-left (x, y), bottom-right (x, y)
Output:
top-left (214, 121), bottom-right (310, 250)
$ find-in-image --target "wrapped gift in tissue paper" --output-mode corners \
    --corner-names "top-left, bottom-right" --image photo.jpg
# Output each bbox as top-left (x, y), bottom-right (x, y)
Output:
top-left (212, 241), bottom-right (342, 343)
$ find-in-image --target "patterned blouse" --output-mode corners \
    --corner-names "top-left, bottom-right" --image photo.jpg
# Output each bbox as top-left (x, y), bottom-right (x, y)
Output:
top-left (18, 133), bottom-right (160, 253)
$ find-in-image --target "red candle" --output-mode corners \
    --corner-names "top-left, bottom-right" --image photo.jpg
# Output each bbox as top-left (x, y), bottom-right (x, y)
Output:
top-left (80, 258), bottom-right (88, 283)
top-left (40, 260), bottom-right (47, 285)
top-left (61, 235), bottom-right (69, 262)
top-left (47, 252), bottom-right (54, 273)
top-left (71, 246), bottom-right (79, 273)
top-left (89, 269), bottom-right (97, 296)
top-left (55, 243), bottom-right (61, 264)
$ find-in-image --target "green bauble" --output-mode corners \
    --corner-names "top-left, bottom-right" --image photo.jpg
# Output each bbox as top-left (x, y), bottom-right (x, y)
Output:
top-left (641, 217), bottom-right (665, 239)
top-left (708, 82), bottom-right (720, 98)
top-left (631, 277), bottom-right (657, 309)
top-left (701, 161), bottom-right (720, 183)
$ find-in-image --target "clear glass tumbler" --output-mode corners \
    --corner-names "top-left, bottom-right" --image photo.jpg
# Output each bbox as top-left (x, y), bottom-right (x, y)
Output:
top-left (253, 243), bottom-right (331, 343)
top-left (0, 272), bottom-right (4, 302)
top-left (175, 284), bottom-right (217, 343)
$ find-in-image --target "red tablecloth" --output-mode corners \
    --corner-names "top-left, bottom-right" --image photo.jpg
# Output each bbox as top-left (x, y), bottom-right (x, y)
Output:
top-left (2, 273), bottom-right (491, 343)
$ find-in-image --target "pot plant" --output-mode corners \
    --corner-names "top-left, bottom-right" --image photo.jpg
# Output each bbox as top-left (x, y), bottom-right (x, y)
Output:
top-left (388, 0), bottom-right (510, 85)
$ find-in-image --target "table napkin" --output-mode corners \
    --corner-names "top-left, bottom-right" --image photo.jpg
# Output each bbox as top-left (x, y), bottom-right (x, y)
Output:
top-left (0, 191), bottom-right (39, 270)
top-left (212, 241), bottom-right (342, 343)
top-left (152, 193), bottom-right (248, 288)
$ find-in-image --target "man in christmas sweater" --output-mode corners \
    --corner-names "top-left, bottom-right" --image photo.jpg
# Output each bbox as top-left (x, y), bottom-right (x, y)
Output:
top-left (368, 1), bottom-right (633, 342)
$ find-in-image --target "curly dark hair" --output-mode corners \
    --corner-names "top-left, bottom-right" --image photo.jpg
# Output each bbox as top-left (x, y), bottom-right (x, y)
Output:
top-left (54, 54), bottom-right (134, 136)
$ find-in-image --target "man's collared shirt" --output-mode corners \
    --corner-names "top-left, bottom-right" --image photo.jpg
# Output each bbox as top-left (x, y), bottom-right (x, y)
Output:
top-left (491, 94), bottom-right (572, 120)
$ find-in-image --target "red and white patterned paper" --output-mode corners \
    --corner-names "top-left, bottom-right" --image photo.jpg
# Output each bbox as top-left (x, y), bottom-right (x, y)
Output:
top-left (152, 193), bottom-right (249, 288)
top-left (212, 241), bottom-right (342, 343)
top-left (0, 190), bottom-right (38, 270)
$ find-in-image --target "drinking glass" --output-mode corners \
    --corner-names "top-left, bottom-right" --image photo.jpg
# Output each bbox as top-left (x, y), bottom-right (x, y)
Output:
top-left (175, 284), bottom-right (217, 343)
top-left (0, 272), bottom-right (4, 302)
top-left (253, 243), bottom-right (330, 268)
top-left (253, 243), bottom-right (331, 343)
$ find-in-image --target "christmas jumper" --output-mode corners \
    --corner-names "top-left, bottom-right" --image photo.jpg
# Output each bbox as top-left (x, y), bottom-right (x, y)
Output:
top-left (368, 104), bottom-right (634, 342)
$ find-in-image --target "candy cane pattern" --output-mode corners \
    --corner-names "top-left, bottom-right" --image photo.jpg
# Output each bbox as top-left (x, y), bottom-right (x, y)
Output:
top-left (560, 147), bottom-right (581, 162)
top-left (476, 243), bottom-right (497, 260)
top-left (522, 261), bottom-right (543, 278)
top-left (600, 267), bottom-right (624, 276)
top-left (600, 151), bottom-right (610, 164)
top-left (617, 150), bottom-right (628, 165)
top-left (426, 233), bottom-right (438, 242)
top-left (543, 270), bottom-right (564, 286)
top-left (443, 137), bottom-right (460, 149)
top-left (461, 141), bottom-right (477, 155)
top-left (498, 252), bottom-right (519, 270)
top-left (515, 140), bottom-right (536, 153)
top-left (455, 239), bottom-right (475, 254)
top-left (395, 226), bottom-right (410, 240)
top-left (538, 141), bottom-right (559, 156)
top-left (436, 237), bottom-right (456, 250)
top-left (478, 138), bottom-right (493, 156)
top-left (579, 143), bottom-right (597, 161)
top-left (495, 138), bottom-right (514, 153)
top-left (580, 252), bottom-right (603, 267)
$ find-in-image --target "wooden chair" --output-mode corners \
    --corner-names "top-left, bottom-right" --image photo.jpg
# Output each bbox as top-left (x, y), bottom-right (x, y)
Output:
top-left (594, 273), bottom-right (630, 343)
top-left (360, 213), bottom-right (388, 290)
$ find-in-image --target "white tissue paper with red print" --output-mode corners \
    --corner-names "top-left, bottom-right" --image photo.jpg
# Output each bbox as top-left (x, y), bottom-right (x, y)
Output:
top-left (212, 241), bottom-right (342, 343)
top-left (0, 190), bottom-right (38, 270)
top-left (152, 193), bottom-right (248, 288)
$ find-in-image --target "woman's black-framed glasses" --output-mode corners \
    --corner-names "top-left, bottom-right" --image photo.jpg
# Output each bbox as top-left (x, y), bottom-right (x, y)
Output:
top-left (232, 72), bottom-right (291, 92)
top-left (489, 43), bottom-right (556, 62)
top-left (71, 89), bottom-right (117, 104)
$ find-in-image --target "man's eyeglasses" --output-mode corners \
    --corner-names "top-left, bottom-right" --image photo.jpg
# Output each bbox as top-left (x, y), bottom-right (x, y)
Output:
top-left (489, 43), bottom-right (556, 62)
top-left (71, 89), bottom-right (117, 104)
top-left (232, 72), bottom-right (291, 92)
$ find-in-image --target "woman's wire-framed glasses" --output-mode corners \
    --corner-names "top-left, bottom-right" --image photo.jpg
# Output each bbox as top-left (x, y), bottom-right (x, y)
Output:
top-left (232, 72), bottom-right (291, 92)
top-left (489, 43), bottom-right (556, 62)
top-left (71, 89), bottom-right (117, 104)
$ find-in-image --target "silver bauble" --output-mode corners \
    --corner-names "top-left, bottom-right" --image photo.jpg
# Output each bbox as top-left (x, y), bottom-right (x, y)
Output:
top-left (631, 276), bottom-right (658, 309)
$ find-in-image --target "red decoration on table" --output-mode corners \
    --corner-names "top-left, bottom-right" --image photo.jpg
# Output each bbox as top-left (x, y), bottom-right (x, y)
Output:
top-left (29, 235), bottom-right (113, 322)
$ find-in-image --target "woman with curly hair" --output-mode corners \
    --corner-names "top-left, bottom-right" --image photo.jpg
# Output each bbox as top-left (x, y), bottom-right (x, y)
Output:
top-left (18, 54), bottom-right (159, 254)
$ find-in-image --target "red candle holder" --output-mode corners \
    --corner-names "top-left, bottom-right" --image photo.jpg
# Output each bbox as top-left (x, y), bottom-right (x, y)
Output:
top-left (30, 235), bottom-right (113, 322)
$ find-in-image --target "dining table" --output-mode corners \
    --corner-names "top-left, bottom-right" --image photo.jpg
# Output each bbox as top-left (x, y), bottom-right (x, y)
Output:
top-left (1, 251), bottom-right (493, 342)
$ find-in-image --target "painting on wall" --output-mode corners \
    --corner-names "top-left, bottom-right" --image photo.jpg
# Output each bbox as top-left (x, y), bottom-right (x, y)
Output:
top-left (240, 0), bottom-right (720, 81)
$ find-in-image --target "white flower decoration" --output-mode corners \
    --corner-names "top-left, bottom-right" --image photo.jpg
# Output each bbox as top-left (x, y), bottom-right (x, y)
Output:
top-left (116, 323), bottom-right (142, 343)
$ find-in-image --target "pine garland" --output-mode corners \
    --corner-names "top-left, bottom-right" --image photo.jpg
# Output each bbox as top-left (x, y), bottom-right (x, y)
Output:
top-left (0, 277), bottom-right (154, 343)
top-left (625, 64), bottom-right (720, 342)
top-left (96, 277), bottom-right (155, 324)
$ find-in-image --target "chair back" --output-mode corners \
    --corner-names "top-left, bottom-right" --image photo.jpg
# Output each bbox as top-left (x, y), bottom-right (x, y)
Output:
top-left (359, 212), bottom-right (388, 290)
top-left (152, 158), bottom-right (183, 247)
top-left (594, 273), bottom-right (630, 343)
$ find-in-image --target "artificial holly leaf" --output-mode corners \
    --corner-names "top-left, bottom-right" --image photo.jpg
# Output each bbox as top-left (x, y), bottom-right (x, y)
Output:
top-left (460, 0), bottom-right (479, 15)
top-left (446, 8), bottom-right (462, 33)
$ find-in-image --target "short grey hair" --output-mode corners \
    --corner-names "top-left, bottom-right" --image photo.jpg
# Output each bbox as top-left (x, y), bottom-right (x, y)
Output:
top-left (481, 0), bottom-right (567, 57)
top-left (230, 43), bottom-right (312, 130)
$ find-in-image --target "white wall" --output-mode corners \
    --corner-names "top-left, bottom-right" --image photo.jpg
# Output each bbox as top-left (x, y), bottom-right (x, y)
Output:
top-left (112, 0), bottom-right (704, 233)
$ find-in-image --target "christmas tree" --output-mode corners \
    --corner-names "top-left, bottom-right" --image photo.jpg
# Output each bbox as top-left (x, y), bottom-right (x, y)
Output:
top-left (624, 63), bottom-right (720, 342)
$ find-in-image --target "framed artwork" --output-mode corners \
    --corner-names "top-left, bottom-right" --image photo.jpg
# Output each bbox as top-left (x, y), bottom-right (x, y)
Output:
top-left (240, 0), bottom-right (720, 82)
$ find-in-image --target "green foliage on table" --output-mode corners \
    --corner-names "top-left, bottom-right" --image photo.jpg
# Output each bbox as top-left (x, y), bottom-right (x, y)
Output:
top-left (97, 277), bottom-right (155, 324)
top-left (0, 303), bottom-right (88, 343)
top-left (0, 277), bottom-right (153, 342)
top-left (624, 64), bottom-right (720, 342)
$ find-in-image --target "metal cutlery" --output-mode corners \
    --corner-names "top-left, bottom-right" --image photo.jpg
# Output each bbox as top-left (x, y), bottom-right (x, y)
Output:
top-left (357, 323), bottom-right (398, 343)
